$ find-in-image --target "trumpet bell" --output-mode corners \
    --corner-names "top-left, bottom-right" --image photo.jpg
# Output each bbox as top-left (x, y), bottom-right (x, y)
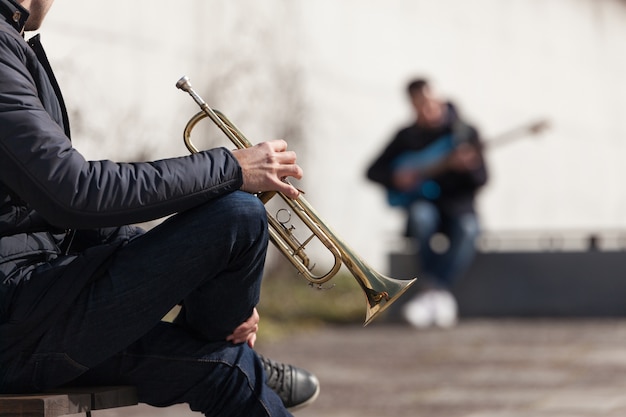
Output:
top-left (362, 271), bottom-right (416, 326)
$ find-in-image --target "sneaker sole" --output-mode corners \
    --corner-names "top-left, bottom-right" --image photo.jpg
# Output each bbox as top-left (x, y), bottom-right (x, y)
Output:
top-left (286, 375), bottom-right (321, 411)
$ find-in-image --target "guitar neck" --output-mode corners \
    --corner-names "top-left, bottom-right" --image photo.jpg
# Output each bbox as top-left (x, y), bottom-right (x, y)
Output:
top-left (482, 119), bottom-right (549, 150)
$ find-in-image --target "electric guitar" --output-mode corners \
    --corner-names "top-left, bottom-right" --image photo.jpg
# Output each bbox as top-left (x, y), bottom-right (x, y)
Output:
top-left (386, 119), bottom-right (549, 207)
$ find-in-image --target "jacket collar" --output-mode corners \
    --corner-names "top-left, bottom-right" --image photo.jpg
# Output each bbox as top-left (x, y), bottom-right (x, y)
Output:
top-left (0, 0), bottom-right (29, 34)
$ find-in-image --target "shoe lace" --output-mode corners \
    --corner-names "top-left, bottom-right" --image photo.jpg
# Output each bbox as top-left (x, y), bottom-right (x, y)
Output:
top-left (259, 355), bottom-right (290, 400)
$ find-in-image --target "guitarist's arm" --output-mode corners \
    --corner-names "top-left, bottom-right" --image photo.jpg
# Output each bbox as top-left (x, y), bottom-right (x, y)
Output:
top-left (445, 142), bottom-right (484, 175)
top-left (366, 131), bottom-right (411, 189)
top-left (442, 134), bottom-right (488, 191)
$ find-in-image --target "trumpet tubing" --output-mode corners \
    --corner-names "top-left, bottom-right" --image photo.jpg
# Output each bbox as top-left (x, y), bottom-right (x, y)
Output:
top-left (176, 76), bottom-right (416, 325)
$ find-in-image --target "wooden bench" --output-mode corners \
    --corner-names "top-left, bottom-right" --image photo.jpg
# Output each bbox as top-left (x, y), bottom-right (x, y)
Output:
top-left (0, 386), bottom-right (138, 417)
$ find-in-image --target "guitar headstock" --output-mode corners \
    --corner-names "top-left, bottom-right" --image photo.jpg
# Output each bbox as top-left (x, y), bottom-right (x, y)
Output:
top-left (528, 119), bottom-right (550, 135)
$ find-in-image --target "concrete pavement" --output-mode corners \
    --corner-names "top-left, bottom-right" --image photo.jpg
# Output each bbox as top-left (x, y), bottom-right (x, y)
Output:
top-left (91, 319), bottom-right (626, 417)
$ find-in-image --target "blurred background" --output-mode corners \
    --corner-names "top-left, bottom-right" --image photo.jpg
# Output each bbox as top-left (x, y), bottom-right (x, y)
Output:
top-left (32, 1), bottom-right (626, 416)
top-left (34, 0), bottom-right (626, 316)
top-left (38, 0), bottom-right (626, 318)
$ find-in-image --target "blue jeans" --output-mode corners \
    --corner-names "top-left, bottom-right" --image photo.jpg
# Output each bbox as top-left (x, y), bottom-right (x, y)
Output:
top-left (407, 201), bottom-right (479, 289)
top-left (7, 191), bottom-right (292, 416)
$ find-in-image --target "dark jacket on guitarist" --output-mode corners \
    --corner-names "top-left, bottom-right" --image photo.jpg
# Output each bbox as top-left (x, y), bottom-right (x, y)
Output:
top-left (366, 102), bottom-right (488, 219)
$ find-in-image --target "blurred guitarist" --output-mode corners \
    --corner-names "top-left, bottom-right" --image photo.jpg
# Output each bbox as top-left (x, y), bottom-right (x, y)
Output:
top-left (366, 78), bottom-right (488, 329)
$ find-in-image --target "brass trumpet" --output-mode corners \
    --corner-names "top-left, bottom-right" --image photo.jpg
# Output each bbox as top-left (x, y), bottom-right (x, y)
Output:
top-left (176, 76), bottom-right (416, 326)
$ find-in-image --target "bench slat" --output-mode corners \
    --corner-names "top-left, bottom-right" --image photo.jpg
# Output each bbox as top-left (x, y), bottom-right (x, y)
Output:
top-left (0, 386), bottom-right (137, 417)
top-left (0, 393), bottom-right (92, 417)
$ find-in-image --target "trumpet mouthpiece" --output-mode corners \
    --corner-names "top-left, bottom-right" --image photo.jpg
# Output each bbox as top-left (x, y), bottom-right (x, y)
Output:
top-left (176, 76), bottom-right (191, 92)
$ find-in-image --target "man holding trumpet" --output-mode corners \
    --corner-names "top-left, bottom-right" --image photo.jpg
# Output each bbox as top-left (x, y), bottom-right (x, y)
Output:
top-left (0, 1), bottom-right (319, 415)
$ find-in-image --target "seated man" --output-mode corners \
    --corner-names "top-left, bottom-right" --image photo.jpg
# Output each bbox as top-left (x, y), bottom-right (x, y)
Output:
top-left (367, 78), bottom-right (488, 329)
top-left (0, 0), bottom-right (318, 415)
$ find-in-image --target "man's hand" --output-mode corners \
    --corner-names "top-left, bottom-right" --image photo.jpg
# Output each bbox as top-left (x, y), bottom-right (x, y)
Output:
top-left (231, 140), bottom-right (303, 199)
top-left (226, 308), bottom-right (260, 348)
top-left (446, 143), bottom-right (481, 172)
top-left (392, 169), bottom-right (421, 192)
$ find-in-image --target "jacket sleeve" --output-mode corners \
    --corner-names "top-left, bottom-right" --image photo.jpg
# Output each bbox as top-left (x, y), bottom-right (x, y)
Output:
top-left (365, 131), bottom-right (405, 190)
top-left (0, 32), bottom-right (243, 229)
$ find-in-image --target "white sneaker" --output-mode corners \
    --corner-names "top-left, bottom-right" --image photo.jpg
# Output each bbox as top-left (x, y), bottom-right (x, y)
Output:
top-left (432, 289), bottom-right (458, 328)
top-left (402, 291), bottom-right (436, 329)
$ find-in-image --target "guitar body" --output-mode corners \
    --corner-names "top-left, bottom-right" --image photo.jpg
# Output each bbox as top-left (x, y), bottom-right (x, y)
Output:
top-left (386, 134), bottom-right (456, 207)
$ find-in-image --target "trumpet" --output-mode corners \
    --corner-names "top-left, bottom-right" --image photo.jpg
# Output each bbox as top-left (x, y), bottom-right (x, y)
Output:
top-left (176, 76), bottom-right (416, 326)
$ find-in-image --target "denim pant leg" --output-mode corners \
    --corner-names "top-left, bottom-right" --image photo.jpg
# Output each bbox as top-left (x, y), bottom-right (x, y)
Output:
top-left (433, 212), bottom-right (480, 287)
top-left (407, 202), bottom-right (479, 288)
top-left (102, 190), bottom-right (270, 343)
top-left (15, 191), bottom-right (270, 391)
top-left (72, 321), bottom-right (292, 417)
top-left (407, 201), bottom-right (440, 280)
top-left (424, 212), bottom-right (480, 288)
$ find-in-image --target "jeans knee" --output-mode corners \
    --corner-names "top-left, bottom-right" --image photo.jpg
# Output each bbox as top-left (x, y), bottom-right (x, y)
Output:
top-left (211, 192), bottom-right (268, 244)
top-left (409, 202), bottom-right (438, 224)
top-left (408, 202), bottom-right (440, 239)
top-left (227, 192), bottom-right (267, 226)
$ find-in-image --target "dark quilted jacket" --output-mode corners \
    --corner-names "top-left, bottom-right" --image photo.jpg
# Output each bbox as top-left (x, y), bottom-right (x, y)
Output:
top-left (0, 0), bottom-right (242, 367)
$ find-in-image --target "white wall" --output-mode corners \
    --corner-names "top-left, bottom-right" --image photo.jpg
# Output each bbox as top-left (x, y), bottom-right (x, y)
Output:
top-left (38, 0), bottom-right (626, 272)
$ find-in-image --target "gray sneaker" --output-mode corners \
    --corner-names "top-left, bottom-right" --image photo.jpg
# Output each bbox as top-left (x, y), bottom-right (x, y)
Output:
top-left (259, 355), bottom-right (320, 411)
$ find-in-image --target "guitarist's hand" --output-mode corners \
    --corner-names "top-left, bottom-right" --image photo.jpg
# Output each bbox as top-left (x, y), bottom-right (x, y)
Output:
top-left (392, 169), bottom-right (421, 191)
top-left (446, 144), bottom-right (481, 172)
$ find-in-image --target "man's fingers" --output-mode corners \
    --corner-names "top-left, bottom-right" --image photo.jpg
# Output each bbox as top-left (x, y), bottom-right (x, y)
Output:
top-left (279, 163), bottom-right (303, 181)
top-left (269, 139), bottom-right (289, 153)
top-left (226, 308), bottom-right (259, 344)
